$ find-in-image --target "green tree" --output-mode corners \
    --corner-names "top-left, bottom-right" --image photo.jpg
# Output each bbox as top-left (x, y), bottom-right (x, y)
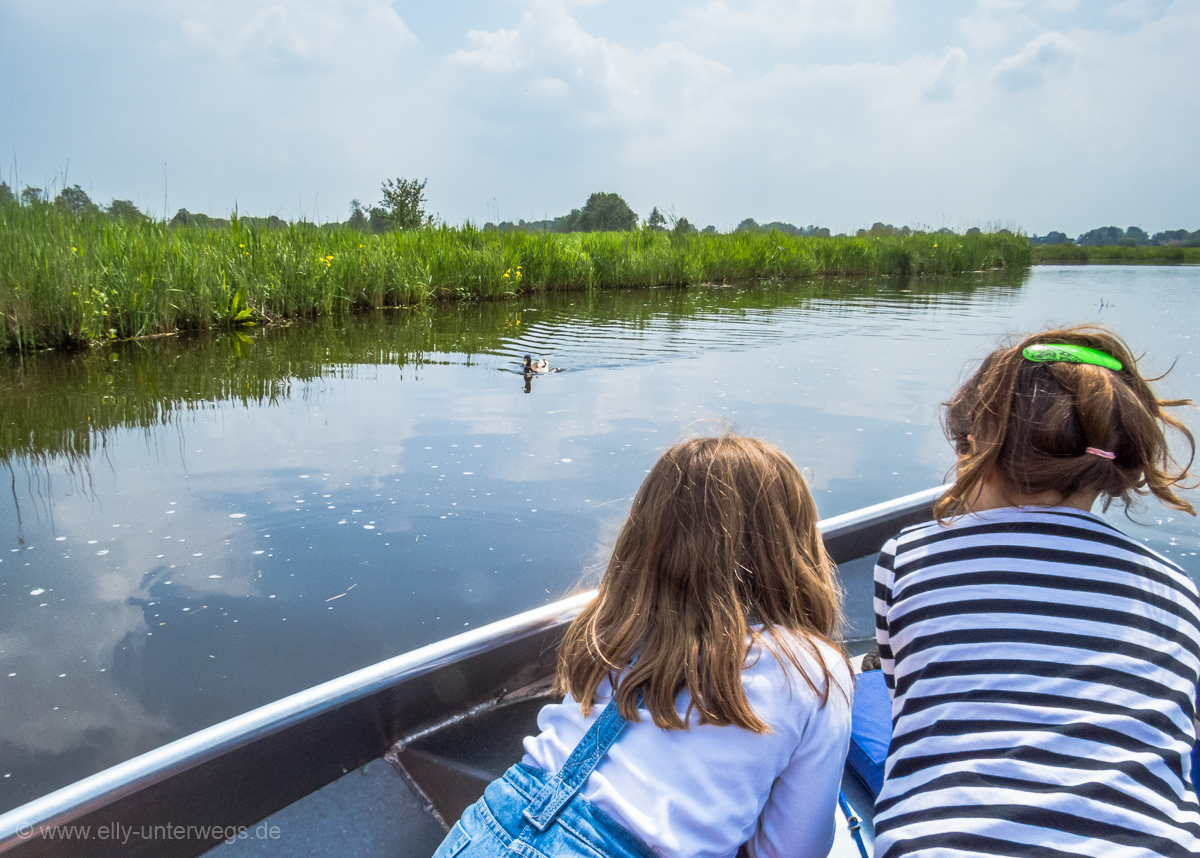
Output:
top-left (578, 192), bottom-right (637, 231)
top-left (647, 207), bottom-right (667, 231)
top-left (550, 209), bottom-right (583, 233)
top-left (21, 187), bottom-right (44, 206)
top-left (735, 218), bottom-right (761, 232)
top-left (1123, 226), bottom-right (1149, 246)
top-left (1077, 226), bottom-right (1124, 246)
top-left (860, 222), bottom-right (910, 237)
top-left (0, 181), bottom-right (14, 206)
top-left (379, 178), bottom-right (432, 230)
top-left (348, 199), bottom-right (369, 231)
top-left (107, 199), bottom-right (147, 221)
top-left (1151, 229), bottom-right (1200, 247)
top-left (368, 207), bottom-right (393, 233)
top-left (55, 184), bottom-right (100, 215)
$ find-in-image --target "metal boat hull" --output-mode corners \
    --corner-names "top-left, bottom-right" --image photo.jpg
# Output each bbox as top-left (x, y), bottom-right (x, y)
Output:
top-left (0, 486), bottom-right (943, 857)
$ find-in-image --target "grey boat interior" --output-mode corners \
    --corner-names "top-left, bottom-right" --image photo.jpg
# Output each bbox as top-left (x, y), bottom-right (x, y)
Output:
top-left (0, 485), bottom-right (944, 858)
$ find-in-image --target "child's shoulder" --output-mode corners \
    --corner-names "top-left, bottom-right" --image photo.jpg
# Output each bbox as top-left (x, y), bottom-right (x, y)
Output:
top-left (890, 505), bottom-right (1119, 550)
top-left (880, 516), bottom-right (943, 556)
top-left (748, 629), bottom-right (853, 702)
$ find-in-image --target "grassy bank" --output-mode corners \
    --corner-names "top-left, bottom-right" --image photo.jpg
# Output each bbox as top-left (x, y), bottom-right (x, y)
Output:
top-left (0, 202), bottom-right (1030, 352)
top-left (1032, 244), bottom-right (1200, 264)
top-left (0, 272), bottom-right (1025, 464)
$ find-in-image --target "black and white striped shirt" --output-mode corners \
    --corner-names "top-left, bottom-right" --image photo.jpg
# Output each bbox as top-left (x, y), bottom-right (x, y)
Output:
top-left (874, 506), bottom-right (1200, 858)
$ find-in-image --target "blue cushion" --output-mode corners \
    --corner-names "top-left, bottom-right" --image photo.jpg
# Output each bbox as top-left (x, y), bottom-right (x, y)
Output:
top-left (848, 671), bottom-right (1200, 799)
top-left (848, 670), bottom-right (891, 798)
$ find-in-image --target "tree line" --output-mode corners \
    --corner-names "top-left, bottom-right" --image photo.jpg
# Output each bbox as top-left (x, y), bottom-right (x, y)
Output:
top-left (0, 181), bottom-right (157, 223)
top-left (1030, 226), bottom-right (1200, 247)
top-left (0, 181), bottom-right (311, 232)
top-left (6, 179), bottom-right (1191, 247)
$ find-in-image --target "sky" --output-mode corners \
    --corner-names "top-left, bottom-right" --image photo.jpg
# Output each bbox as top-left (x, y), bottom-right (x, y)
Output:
top-left (1, 0), bottom-right (1197, 235)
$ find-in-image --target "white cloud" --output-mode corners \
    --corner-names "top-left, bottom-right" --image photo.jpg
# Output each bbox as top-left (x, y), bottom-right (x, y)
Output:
top-left (992, 31), bottom-right (1079, 91)
top-left (1, 0), bottom-right (1198, 233)
top-left (178, 0), bottom-right (416, 73)
top-left (957, 0), bottom-right (1041, 49)
top-left (453, 27), bottom-right (525, 73)
top-left (674, 0), bottom-right (894, 45)
top-left (428, 0), bottom-right (1198, 232)
top-left (924, 47), bottom-right (968, 101)
top-left (1108, 0), bottom-right (1170, 20)
top-left (449, 0), bottom-right (729, 126)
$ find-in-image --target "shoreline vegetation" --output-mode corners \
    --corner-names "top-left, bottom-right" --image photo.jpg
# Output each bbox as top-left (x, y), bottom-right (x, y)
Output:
top-left (1031, 244), bottom-right (1200, 264)
top-left (7, 176), bottom-right (1194, 355)
top-left (1, 276), bottom-right (1019, 465)
top-left (0, 199), bottom-right (1031, 353)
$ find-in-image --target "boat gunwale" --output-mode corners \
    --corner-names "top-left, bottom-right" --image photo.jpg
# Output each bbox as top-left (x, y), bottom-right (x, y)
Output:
top-left (0, 592), bottom-right (596, 848)
top-left (0, 484), bottom-right (944, 852)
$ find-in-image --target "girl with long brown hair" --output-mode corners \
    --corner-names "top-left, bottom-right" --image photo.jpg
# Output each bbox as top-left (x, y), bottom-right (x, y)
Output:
top-left (873, 325), bottom-right (1200, 858)
top-left (434, 433), bottom-right (853, 858)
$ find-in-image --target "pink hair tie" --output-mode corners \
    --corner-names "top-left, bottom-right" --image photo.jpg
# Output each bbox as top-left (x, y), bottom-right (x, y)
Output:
top-left (1086, 447), bottom-right (1116, 460)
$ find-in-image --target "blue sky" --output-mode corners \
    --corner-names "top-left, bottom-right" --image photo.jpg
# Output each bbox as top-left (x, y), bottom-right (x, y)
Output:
top-left (1, 0), bottom-right (1196, 234)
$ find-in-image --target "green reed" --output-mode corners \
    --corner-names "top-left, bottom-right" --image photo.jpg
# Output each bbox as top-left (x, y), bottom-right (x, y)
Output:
top-left (1032, 244), bottom-right (1200, 264)
top-left (0, 271), bottom-right (1027, 466)
top-left (0, 201), bottom-right (1031, 352)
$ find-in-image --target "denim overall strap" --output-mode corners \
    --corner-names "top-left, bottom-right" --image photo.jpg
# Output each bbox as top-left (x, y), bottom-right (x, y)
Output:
top-left (521, 696), bottom-right (630, 832)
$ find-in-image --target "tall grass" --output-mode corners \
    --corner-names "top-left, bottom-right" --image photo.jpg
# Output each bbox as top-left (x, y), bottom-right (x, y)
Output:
top-left (0, 202), bottom-right (1031, 351)
top-left (1032, 244), bottom-right (1200, 264)
top-left (1, 271), bottom-right (1026, 465)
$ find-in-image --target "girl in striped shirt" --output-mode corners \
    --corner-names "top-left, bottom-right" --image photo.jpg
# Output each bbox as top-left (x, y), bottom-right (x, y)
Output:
top-left (874, 326), bottom-right (1198, 858)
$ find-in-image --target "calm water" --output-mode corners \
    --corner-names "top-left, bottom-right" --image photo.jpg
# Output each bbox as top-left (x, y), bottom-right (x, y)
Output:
top-left (1, 265), bottom-right (1198, 810)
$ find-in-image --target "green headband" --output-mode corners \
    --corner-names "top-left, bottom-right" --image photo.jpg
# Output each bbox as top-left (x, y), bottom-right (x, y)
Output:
top-left (1022, 343), bottom-right (1123, 372)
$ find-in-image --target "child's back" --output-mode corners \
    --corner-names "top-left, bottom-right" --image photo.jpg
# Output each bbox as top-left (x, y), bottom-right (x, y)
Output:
top-left (874, 327), bottom-right (1200, 858)
top-left (434, 433), bottom-right (854, 858)
top-left (525, 629), bottom-right (851, 858)
top-left (876, 507), bottom-right (1200, 857)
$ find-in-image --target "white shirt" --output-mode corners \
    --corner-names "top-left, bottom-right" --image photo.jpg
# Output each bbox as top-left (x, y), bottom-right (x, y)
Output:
top-left (522, 633), bottom-right (853, 858)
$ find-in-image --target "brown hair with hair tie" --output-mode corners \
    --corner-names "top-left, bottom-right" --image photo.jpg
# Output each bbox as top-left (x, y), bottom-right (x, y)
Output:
top-left (556, 433), bottom-right (848, 733)
top-left (936, 325), bottom-right (1196, 521)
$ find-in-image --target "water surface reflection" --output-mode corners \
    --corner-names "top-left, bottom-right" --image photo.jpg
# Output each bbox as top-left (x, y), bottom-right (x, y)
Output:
top-left (1, 266), bottom-right (1197, 810)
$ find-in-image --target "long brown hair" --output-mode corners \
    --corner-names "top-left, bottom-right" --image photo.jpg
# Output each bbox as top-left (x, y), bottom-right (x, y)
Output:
top-left (556, 433), bottom-right (848, 734)
top-left (936, 325), bottom-right (1196, 521)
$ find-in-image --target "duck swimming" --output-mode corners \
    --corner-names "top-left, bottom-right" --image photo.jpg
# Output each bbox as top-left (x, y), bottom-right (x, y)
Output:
top-left (523, 355), bottom-right (550, 374)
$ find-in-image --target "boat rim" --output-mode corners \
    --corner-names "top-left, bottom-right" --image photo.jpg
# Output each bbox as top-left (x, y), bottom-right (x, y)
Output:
top-left (0, 483), bottom-right (945, 847)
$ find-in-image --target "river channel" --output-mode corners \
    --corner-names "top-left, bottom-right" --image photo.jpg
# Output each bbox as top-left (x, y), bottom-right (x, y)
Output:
top-left (1, 264), bottom-right (1197, 811)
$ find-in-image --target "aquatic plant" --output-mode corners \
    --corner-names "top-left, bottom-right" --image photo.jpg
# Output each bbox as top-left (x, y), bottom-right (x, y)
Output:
top-left (0, 271), bottom-right (1027, 466)
top-left (0, 202), bottom-right (1031, 352)
top-left (1031, 244), bottom-right (1200, 264)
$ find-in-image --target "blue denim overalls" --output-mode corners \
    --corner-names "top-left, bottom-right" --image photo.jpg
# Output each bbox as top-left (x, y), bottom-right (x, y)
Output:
top-left (431, 697), bottom-right (655, 858)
